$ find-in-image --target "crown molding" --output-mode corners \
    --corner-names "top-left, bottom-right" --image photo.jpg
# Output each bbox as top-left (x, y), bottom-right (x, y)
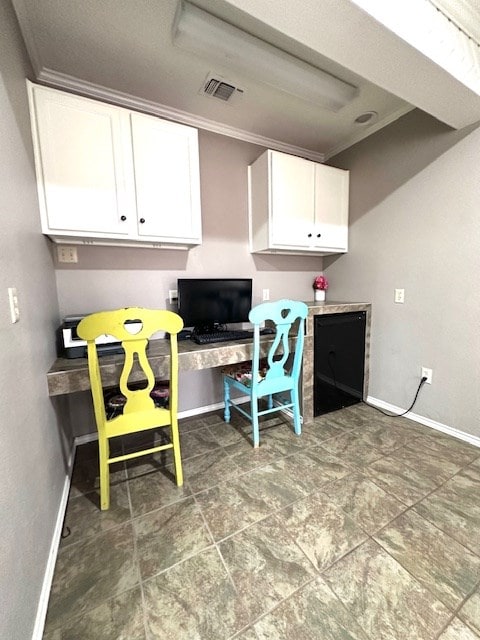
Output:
top-left (37, 68), bottom-right (327, 163)
top-left (11, 0), bottom-right (43, 76)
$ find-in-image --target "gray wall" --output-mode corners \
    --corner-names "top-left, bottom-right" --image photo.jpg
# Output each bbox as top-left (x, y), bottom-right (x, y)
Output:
top-left (55, 129), bottom-right (325, 430)
top-left (0, 2), bottom-right (66, 638)
top-left (326, 109), bottom-right (480, 438)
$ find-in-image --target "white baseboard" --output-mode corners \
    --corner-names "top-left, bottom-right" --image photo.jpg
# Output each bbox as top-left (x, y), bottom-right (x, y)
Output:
top-left (178, 397), bottom-right (250, 419)
top-left (32, 444), bottom-right (76, 640)
top-left (367, 396), bottom-right (480, 448)
top-left (178, 400), bottom-right (226, 419)
top-left (74, 432), bottom-right (98, 445)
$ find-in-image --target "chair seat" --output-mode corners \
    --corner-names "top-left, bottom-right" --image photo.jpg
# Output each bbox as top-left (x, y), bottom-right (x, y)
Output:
top-left (105, 381), bottom-right (170, 417)
top-left (222, 360), bottom-right (268, 387)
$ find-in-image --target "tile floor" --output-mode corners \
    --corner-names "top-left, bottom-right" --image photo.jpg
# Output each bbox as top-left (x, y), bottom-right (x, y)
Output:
top-left (43, 403), bottom-right (480, 639)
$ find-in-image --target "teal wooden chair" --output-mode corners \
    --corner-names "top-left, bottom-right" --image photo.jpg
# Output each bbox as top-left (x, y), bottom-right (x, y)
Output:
top-left (222, 299), bottom-right (308, 447)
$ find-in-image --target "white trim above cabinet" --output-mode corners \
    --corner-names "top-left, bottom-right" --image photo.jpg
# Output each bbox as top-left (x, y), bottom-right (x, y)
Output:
top-left (27, 81), bottom-right (202, 248)
top-left (248, 149), bottom-right (349, 255)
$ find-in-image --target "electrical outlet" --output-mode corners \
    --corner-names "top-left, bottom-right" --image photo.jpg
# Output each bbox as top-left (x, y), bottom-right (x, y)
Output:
top-left (394, 288), bottom-right (405, 303)
top-left (262, 288), bottom-right (270, 301)
top-left (421, 367), bottom-right (433, 384)
top-left (57, 246), bottom-right (78, 263)
top-left (169, 289), bottom-right (178, 304)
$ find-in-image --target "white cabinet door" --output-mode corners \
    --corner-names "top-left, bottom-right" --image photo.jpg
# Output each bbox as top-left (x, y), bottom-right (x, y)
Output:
top-left (130, 113), bottom-right (202, 243)
top-left (29, 84), bottom-right (131, 237)
top-left (270, 151), bottom-right (315, 247)
top-left (248, 149), bottom-right (349, 255)
top-left (314, 163), bottom-right (349, 251)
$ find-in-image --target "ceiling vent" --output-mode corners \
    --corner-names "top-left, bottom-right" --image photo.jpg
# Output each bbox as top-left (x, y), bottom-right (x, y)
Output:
top-left (200, 74), bottom-right (244, 104)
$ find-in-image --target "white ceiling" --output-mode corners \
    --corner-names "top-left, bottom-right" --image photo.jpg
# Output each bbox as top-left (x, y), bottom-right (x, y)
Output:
top-left (11, 0), bottom-right (480, 161)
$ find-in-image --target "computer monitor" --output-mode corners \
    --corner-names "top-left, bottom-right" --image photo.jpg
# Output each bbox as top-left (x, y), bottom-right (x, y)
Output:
top-left (177, 278), bottom-right (252, 332)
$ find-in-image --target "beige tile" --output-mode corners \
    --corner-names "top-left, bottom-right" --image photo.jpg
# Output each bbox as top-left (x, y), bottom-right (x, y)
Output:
top-left (364, 454), bottom-right (438, 505)
top-left (143, 547), bottom-right (249, 639)
top-left (375, 510), bottom-right (480, 610)
top-left (321, 471), bottom-right (406, 535)
top-left (183, 447), bottom-right (242, 493)
top-left (324, 539), bottom-right (451, 640)
top-left (219, 514), bottom-right (316, 621)
top-left (458, 588), bottom-right (480, 635)
top-left (279, 491), bottom-right (367, 571)
top-left (133, 496), bottom-right (212, 579)
top-left (43, 587), bottom-right (145, 640)
top-left (320, 430), bottom-right (385, 466)
top-left (438, 617), bottom-right (480, 640)
top-left (195, 479), bottom-right (276, 541)
top-left (45, 524), bottom-right (138, 633)
top-left (254, 577), bottom-right (370, 640)
top-left (414, 477), bottom-right (480, 556)
top-left (61, 483), bottom-right (131, 547)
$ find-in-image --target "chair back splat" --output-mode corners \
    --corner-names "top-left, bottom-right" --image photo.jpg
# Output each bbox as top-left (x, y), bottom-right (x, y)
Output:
top-left (77, 307), bottom-right (184, 510)
top-left (222, 299), bottom-right (308, 447)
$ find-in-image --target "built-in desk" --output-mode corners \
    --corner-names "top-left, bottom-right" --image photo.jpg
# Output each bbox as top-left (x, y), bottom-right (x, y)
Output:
top-left (47, 336), bottom-right (277, 397)
top-left (47, 301), bottom-right (371, 425)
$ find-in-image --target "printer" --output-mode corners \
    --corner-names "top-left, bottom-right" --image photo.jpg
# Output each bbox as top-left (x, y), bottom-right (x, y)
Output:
top-left (60, 315), bottom-right (141, 359)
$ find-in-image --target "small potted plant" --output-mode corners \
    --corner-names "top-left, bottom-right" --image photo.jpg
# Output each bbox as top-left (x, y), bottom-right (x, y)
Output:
top-left (313, 274), bottom-right (328, 302)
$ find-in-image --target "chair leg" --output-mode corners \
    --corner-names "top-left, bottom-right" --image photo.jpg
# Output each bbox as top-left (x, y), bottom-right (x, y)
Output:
top-left (267, 394), bottom-right (273, 410)
top-left (251, 394), bottom-right (260, 447)
top-left (291, 387), bottom-right (302, 436)
top-left (170, 416), bottom-right (184, 487)
top-left (98, 435), bottom-right (110, 510)
top-left (223, 377), bottom-right (231, 423)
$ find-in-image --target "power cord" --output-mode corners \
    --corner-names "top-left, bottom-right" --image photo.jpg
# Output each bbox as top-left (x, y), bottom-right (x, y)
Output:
top-left (364, 376), bottom-right (428, 418)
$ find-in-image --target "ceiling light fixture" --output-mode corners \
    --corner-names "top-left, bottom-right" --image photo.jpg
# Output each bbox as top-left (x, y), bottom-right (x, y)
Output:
top-left (354, 110), bottom-right (378, 125)
top-left (173, 1), bottom-right (358, 112)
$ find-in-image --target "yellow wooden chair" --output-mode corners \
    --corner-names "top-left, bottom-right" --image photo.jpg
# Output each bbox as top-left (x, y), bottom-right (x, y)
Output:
top-left (77, 307), bottom-right (184, 510)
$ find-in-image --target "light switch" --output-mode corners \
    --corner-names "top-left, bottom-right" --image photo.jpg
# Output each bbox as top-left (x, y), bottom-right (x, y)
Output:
top-left (8, 287), bottom-right (20, 323)
top-left (394, 288), bottom-right (405, 304)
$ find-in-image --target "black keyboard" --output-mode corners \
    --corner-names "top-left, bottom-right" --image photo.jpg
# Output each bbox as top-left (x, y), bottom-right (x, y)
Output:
top-left (192, 330), bottom-right (252, 345)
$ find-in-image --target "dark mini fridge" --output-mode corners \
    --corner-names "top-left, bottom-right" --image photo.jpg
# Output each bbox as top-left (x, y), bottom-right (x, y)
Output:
top-left (313, 311), bottom-right (366, 416)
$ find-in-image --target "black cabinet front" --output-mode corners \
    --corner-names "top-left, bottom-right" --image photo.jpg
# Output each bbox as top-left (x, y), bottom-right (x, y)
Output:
top-left (314, 312), bottom-right (366, 416)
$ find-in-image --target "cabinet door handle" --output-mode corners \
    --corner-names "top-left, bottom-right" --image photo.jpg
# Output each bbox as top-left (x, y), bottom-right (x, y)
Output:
top-left (139, 218), bottom-right (145, 224)
top-left (317, 233), bottom-right (321, 238)
top-left (307, 233), bottom-right (313, 238)
top-left (120, 215), bottom-right (127, 222)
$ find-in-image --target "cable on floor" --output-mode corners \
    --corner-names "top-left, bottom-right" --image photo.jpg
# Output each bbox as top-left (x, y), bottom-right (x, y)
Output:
top-left (364, 376), bottom-right (427, 418)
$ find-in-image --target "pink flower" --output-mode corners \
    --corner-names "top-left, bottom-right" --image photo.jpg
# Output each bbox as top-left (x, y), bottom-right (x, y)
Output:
top-left (313, 275), bottom-right (328, 290)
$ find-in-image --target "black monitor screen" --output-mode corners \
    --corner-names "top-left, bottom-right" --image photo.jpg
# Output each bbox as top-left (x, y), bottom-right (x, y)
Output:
top-left (177, 278), bottom-right (252, 330)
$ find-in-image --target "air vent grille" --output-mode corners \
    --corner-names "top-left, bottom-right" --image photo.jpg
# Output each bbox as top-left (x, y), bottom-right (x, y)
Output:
top-left (204, 78), bottom-right (235, 100)
top-left (200, 74), bottom-right (244, 103)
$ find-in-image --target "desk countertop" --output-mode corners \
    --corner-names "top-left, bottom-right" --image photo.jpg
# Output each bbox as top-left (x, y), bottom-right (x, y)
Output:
top-left (47, 301), bottom-right (371, 397)
top-left (47, 335), bottom-right (275, 397)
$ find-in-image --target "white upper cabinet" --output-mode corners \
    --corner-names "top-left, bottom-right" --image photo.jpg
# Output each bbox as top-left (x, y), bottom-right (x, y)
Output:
top-left (27, 82), bottom-right (202, 248)
top-left (248, 149), bottom-right (349, 255)
top-left (130, 112), bottom-right (201, 243)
